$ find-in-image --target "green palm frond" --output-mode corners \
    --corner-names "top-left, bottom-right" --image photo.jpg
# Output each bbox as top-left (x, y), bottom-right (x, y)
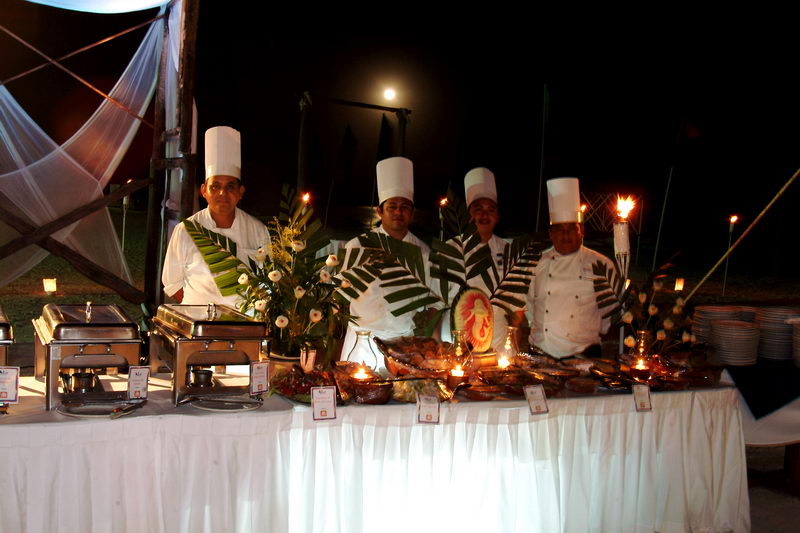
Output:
top-left (183, 219), bottom-right (246, 296)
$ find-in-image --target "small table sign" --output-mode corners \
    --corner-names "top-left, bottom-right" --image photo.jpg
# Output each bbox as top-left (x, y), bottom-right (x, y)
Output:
top-left (311, 386), bottom-right (337, 421)
top-left (0, 366), bottom-right (20, 404)
top-left (416, 393), bottom-right (440, 424)
top-left (632, 384), bottom-right (652, 412)
top-left (524, 384), bottom-right (549, 414)
top-left (250, 361), bottom-right (269, 396)
top-left (127, 366), bottom-right (150, 400)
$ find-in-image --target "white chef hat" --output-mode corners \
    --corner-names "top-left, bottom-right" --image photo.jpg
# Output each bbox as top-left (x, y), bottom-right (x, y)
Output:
top-left (547, 177), bottom-right (582, 224)
top-left (377, 157), bottom-right (414, 204)
top-left (464, 167), bottom-right (497, 207)
top-left (205, 126), bottom-right (241, 180)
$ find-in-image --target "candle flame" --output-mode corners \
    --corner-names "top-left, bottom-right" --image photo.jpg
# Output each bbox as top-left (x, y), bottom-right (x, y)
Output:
top-left (302, 192), bottom-right (311, 203)
top-left (729, 215), bottom-right (738, 224)
top-left (353, 366), bottom-right (369, 380)
top-left (580, 204), bottom-right (588, 213)
top-left (126, 178), bottom-right (133, 184)
top-left (616, 195), bottom-right (635, 220)
top-left (439, 198), bottom-right (448, 207)
top-left (451, 364), bottom-right (465, 377)
top-left (498, 356), bottom-right (511, 369)
top-left (674, 278), bottom-right (685, 291)
top-left (624, 279), bottom-right (631, 290)
top-left (635, 358), bottom-right (647, 370)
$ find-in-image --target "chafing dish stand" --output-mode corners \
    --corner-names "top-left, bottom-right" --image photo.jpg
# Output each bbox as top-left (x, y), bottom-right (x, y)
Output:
top-left (33, 303), bottom-right (143, 410)
top-left (0, 305), bottom-right (12, 367)
top-left (149, 304), bottom-right (267, 405)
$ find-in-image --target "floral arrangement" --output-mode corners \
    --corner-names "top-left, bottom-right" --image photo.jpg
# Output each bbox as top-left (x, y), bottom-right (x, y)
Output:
top-left (594, 257), bottom-right (694, 358)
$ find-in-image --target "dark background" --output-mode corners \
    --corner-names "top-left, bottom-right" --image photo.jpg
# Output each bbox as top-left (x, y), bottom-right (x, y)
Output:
top-left (3, 1), bottom-right (799, 276)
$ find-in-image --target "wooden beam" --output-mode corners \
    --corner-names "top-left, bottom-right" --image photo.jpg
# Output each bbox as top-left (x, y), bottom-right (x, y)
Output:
top-left (177, 0), bottom-right (199, 221)
top-left (0, 207), bottom-right (146, 304)
top-left (0, 178), bottom-right (152, 259)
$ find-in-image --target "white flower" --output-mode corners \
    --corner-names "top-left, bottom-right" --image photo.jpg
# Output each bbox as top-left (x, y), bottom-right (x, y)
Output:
top-left (275, 315), bottom-right (289, 328)
top-left (676, 297), bottom-right (685, 307)
top-left (653, 280), bottom-right (663, 291)
top-left (663, 318), bottom-right (674, 330)
top-left (309, 309), bottom-right (323, 323)
top-left (638, 292), bottom-right (648, 304)
top-left (255, 247), bottom-right (267, 262)
top-left (268, 270), bottom-right (282, 282)
top-left (622, 311), bottom-right (634, 324)
top-left (319, 270), bottom-right (331, 283)
top-left (624, 335), bottom-right (636, 348)
top-left (656, 330), bottom-right (667, 341)
top-left (291, 240), bottom-right (306, 252)
top-left (331, 306), bottom-right (339, 315)
top-left (325, 254), bottom-right (339, 267)
top-left (339, 278), bottom-right (351, 289)
top-left (690, 334), bottom-right (697, 344)
top-left (254, 300), bottom-right (267, 312)
top-left (673, 305), bottom-right (683, 315)
top-left (238, 273), bottom-right (249, 285)
top-left (648, 304), bottom-right (658, 316)
top-left (294, 286), bottom-right (306, 299)
top-left (682, 331), bottom-right (691, 343)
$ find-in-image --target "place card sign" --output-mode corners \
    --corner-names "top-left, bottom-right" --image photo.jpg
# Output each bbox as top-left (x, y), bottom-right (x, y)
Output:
top-left (0, 366), bottom-right (20, 404)
top-left (127, 366), bottom-right (150, 400)
top-left (311, 386), bottom-right (337, 421)
top-left (250, 361), bottom-right (269, 396)
top-left (632, 384), bottom-right (652, 412)
top-left (524, 384), bottom-right (549, 414)
top-left (416, 393), bottom-right (440, 424)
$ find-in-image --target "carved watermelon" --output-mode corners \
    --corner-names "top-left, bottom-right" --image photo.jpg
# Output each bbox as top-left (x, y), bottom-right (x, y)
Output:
top-left (451, 287), bottom-right (494, 353)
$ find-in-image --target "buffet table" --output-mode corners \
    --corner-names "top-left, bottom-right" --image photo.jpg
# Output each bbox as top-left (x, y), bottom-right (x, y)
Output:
top-left (0, 378), bottom-right (750, 533)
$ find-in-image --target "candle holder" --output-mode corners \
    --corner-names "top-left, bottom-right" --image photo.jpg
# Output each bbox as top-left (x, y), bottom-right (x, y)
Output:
top-left (447, 364), bottom-right (467, 389)
top-left (630, 358), bottom-right (651, 383)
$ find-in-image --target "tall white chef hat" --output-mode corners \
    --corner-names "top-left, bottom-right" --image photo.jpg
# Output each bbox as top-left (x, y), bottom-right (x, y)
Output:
top-left (377, 157), bottom-right (414, 204)
top-left (547, 177), bottom-right (582, 224)
top-left (205, 126), bottom-right (241, 180)
top-left (464, 167), bottom-right (497, 207)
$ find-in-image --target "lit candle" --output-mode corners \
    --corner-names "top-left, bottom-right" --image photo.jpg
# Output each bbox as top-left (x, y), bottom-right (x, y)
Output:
top-left (631, 357), bottom-right (650, 382)
top-left (447, 364), bottom-right (466, 389)
top-left (497, 356), bottom-right (511, 369)
top-left (43, 278), bottom-right (57, 295)
top-left (729, 215), bottom-right (738, 233)
top-left (674, 278), bottom-right (685, 291)
top-left (635, 358), bottom-right (647, 370)
top-left (353, 365), bottom-right (369, 380)
top-left (450, 364), bottom-right (465, 377)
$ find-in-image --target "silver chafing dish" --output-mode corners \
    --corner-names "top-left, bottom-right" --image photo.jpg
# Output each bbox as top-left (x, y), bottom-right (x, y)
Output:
top-left (0, 305), bottom-right (12, 367)
top-left (32, 302), bottom-right (143, 410)
top-left (149, 304), bottom-right (267, 405)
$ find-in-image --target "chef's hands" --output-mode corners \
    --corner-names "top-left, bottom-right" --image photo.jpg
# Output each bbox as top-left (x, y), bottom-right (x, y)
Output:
top-left (171, 289), bottom-right (184, 303)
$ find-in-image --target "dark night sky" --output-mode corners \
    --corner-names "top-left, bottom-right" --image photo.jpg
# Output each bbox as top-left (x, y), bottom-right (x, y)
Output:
top-left (3, 1), bottom-right (800, 275)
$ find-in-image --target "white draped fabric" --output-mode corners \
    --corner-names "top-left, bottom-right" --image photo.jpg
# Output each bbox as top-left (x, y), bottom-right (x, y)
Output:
top-left (1, 1), bottom-right (176, 286)
top-left (25, 0), bottom-right (167, 14)
top-left (0, 380), bottom-right (750, 533)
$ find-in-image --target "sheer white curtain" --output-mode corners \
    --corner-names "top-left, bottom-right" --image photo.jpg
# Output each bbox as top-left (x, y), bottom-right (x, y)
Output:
top-left (0, 4), bottom-right (172, 286)
top-left (24, 0), bottom-right (167, 14)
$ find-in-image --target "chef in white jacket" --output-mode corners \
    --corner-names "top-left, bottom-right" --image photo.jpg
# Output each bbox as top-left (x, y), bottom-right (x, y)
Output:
top-left (526, 177), bottom-right (615, 358)
top-left (342, 157), bottom-right (430, 373)
top-left (441, 167), bottom-right (511, 350)
top-left (162, 126), bottom-right (269, 309)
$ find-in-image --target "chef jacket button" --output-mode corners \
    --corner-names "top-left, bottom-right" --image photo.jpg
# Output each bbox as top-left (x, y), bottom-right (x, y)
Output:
top-left (570, 314), bottom-right (574, 318)
top-left (545, 328), bottom-right (548, 332)
top-left (575, 295), bottom-right (579, 299)
top-left (548, 273), bottom-right (552, 278)
top-left (547, 291), bottom-right (551, 295)
top-left (545, 309), bottom-right (549, 313)
top-left (579, 275), bottom-right (582, 279)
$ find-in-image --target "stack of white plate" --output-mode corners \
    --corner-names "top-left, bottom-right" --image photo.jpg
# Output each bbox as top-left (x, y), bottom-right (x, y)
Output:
top-left (756, 307), bottom-right (800, 361)
top-left (785, 317), bottom-right (800, 368)
top-left (739, 306), bottom-right (758, 323)
top-left (710, 319), bottom-right (759, 366)
top-left (693, 306), bottom-right (742, 343)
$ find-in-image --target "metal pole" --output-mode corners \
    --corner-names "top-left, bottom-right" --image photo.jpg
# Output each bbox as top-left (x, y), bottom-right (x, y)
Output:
top-left (722, 224), bottom-right (734, 296)
top-left (652, 166), bottom-right (673, 271)
top-left (535, 84), bottom-right (548, 232)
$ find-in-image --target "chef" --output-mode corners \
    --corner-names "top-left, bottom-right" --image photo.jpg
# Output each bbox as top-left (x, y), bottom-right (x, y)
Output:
top-left (341, 156), bottom-right (430, 373)
top-left (162, 126), bottom-right (269, 309)
top-left (526, 177), bottom-right (615, 358)
top-left (441, 167), bottom-right (512, 350)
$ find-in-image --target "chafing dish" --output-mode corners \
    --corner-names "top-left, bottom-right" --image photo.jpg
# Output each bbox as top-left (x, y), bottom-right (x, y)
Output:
top-left (149, 304), bottom-right (267, 405)
top-left (32, 303), bottom-right (143, 410)
top-left (0, 305), bottom-right (12, 367)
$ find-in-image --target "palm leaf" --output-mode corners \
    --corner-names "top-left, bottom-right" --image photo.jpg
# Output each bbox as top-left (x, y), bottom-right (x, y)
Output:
top-left (183, 219), bottom-right (246, 294)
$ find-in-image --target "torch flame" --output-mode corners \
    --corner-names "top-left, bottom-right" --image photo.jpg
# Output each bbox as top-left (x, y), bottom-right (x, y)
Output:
top-left (616, 195), bottom-right (635, 220)
top-left (439, 198), bottom-right (448, 207)
top-left (729, 215), bottom-right (738, 224)
top-left (302, 192), bottom-right (311, 203)
top-left (580, 204), bottom-right (588, 213)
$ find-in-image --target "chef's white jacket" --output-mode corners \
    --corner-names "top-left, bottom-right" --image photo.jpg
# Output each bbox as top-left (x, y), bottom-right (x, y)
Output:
top-left (526, 245), bottom-right (615, 358)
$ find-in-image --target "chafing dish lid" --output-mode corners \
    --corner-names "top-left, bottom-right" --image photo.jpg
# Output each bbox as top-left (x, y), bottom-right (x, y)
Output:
top-left (38, 303), bottom-right (139, 341)
top-left (154, 304), bottom-right (267, 338)
top-left (0, 305), bottom-right (11, 342)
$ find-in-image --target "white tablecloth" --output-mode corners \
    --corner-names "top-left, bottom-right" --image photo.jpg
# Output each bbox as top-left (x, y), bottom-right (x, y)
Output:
top-left (0, 381), bottom-right (750, 533)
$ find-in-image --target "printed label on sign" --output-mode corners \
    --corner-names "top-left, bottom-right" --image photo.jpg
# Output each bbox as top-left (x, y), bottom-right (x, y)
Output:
top-left (250, 361), bottom-right (269, 396)
top-left (632, 384), bottom-right (652, 412)
top-left (416, 393), bottom-right (440, 424)
top-left (127, 366), bottom-right (150, 400)
top-left (524, 384), bottom-right (549, 414)
top-left (311, 386), bottom-right (337, 421)
top-left (0, 366), bottom-right (21, 404)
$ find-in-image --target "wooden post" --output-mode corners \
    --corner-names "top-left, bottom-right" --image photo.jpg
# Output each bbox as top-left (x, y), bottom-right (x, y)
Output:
top-left (177, 0), bottom-right (199, 221)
